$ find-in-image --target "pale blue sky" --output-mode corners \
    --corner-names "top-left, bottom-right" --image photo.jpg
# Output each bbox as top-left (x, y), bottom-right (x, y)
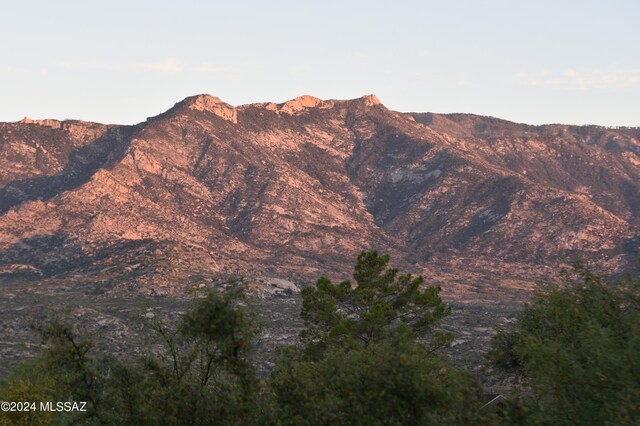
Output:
top-left (1, 1), bottom-right (638, 126)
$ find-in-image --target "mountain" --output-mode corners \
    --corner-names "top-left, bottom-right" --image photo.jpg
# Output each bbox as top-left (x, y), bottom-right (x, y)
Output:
top-left (1, 95), bottom-right (638, 299)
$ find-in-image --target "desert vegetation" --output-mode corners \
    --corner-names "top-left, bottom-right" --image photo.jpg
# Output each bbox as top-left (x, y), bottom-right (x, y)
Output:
top-left (0, 251), bottom-right (638, 425)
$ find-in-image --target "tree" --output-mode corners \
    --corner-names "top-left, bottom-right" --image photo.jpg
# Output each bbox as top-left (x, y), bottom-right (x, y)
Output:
top-left (270, 250), bottom-right (486, 424)
top-left (488, 262), bottom-right (640, 425)
top-left (270, 332), bottom-right (484, 425)
top-left (16, 287), bottom-right (263, 425)
top-left (0, 359), bottom-right (58, 426)
top-left (299, 250), bottom-right (452, 358)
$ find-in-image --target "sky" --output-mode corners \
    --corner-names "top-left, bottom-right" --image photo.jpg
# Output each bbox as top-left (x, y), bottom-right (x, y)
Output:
top-left (1, 0), bottom-right (639, 126)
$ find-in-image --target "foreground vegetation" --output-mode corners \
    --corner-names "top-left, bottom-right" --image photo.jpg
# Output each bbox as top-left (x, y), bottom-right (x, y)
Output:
top-left (1, 252), bottom-right (638, 425)
top-left (488, 262), bottom-right (640, 424)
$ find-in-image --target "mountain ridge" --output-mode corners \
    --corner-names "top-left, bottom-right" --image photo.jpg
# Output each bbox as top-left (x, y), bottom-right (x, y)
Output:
top-left (1, 94), bottom-right (638, 299)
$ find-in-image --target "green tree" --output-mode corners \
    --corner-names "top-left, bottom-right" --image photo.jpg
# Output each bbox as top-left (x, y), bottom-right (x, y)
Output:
top-left (34, 314), bottom-right (107, 423)
top-left (270, 250), bottom-right (486, 425)
top-left (271, 332), bottom-right (484, 425)
top-left (0, 359), bottom-right (59, 426)
top-left (19, 287), bottom-right (263, 425)
top-left (489, 262), bottom-right (640, 425)
top-left (300, 250), bottom-right (452, 358)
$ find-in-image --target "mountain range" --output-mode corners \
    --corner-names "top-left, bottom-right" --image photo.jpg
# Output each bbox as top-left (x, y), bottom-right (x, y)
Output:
top-left (1, 94), bottom-right (638, 299)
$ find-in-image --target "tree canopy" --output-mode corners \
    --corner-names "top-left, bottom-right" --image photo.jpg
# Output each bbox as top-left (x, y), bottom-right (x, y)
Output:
top-left (299, 250), bottom-right (452, 358)
top-left (270, 333), bottom-right (483, 425)
top-left (270, 250), bottom-right (486, 425)
top-left (489, 262), bottom-right (640, 425)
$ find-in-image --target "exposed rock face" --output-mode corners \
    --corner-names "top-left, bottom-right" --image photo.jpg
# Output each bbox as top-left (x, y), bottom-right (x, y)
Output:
top-left (19, 118), bottom-right (63, 129)
top-left (180, 94), bottom-right (238, 123)
top-left (280, 95), bottom-right (324, 115)
top-left (359, 94), bottom-right (381, 107)
top-left (0, 95), bottom-right (638, 297)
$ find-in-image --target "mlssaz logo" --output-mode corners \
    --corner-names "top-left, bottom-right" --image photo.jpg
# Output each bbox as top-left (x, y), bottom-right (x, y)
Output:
top-left (40, 402), bottom-right (87, 412)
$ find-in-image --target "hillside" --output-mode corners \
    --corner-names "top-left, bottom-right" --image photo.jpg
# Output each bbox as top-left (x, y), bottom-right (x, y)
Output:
top-left (1, 95), bottom-right (638, 299)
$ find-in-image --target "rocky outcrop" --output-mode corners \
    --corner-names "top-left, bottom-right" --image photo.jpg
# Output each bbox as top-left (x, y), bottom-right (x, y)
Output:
top-left (19, 118), bottom-right (63, 129)
top-left (358, 94), bottom-right (381, 107)
top-left (181, 94), bottom-right (238, 123)
top-left (280, 95), bottom-right (324, 114)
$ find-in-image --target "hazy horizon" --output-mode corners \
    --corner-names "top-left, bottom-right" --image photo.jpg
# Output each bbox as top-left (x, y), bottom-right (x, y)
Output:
top-left (1, 1), bottom-right (639, 127)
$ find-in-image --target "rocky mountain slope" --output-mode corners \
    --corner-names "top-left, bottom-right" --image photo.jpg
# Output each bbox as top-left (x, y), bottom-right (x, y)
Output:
top-left (1, 95), bottom-right (638, 298)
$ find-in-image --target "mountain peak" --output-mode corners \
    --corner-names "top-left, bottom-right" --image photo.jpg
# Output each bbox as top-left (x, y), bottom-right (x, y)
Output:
top-left (358, 94), bottom-right (381, 107)
top-left (179, 94), bottom-right (238, 123)
top-left (280, 95), bottom-right (324, 114)
top-left (224, 94), bottom-right (386, 117)
top-left (247, 94), bottom-right (384, 115)
top-left (183, 94), bottom-right (223, 105)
